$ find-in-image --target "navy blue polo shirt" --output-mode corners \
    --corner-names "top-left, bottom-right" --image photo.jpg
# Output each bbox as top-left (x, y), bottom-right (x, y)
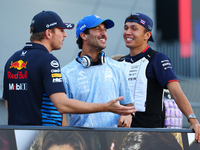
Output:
top-left (3, 42), bottom-right (66, 125)
top-left (124, 46), bottom-right (178, 88)
top-left (119, 46), bottom-right (178, 127)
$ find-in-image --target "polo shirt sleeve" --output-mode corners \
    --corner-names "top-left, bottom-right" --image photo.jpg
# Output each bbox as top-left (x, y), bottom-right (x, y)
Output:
top-left (147, 53), bottom-right (178, 88)
top-left (41, 55), bottom-right (66, 96)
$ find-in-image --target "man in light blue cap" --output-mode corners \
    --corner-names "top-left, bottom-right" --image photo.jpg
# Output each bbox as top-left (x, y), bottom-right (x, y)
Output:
top-left (61, 14), bottom-right (135, 127)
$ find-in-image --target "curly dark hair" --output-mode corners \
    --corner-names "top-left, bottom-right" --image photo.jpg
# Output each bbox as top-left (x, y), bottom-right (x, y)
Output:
top-left (76, 28), bottom-right (90, 49)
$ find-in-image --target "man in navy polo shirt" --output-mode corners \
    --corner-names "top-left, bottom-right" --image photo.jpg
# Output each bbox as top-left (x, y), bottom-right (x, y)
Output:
top-left (118, 12), bottom-right (200, 142)
top-left (2, 10), bottom-right (136, 125)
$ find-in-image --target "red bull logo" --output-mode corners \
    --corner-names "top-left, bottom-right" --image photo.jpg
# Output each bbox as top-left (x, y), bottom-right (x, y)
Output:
top-left (9, 60), bottom-right (28, 70)
top-left (7, 71), bottom-right (27, 79)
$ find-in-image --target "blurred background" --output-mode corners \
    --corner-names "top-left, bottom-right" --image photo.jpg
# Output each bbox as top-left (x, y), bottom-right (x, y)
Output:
top-left (0, 0), bottom-right (200, 128)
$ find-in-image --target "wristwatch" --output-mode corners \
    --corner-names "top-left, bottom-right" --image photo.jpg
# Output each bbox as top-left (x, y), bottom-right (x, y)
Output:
top-left (187, 114), bottom-right (196, 122)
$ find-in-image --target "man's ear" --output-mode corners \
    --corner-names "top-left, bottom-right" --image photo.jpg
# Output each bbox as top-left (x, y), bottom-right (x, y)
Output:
top-left (80, 32), bottom-right (87, 40)
top-left (45, 29), bottom-right (52, 39)
top-left (145, 31), bottom-right (152, 41)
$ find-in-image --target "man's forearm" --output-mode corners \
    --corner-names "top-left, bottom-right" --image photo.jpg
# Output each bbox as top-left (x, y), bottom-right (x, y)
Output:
top-left (50, 93), bottom-right (136, 115)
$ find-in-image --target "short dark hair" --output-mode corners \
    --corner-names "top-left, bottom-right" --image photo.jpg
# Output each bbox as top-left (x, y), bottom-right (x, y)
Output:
top-left (30, 27), bottom-right (55, 42)
top-left (125, 14), bottom-right (139, 21)
top-left (76, 28), bottom-right (90, 49)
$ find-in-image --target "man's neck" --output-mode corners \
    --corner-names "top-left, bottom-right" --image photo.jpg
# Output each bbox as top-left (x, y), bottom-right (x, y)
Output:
top-left (81, 47), bottom-right (103, 62)
top-left (32, 40), bottom-right (52, 53)
top-left (129, 44), bottom-right (149, 56)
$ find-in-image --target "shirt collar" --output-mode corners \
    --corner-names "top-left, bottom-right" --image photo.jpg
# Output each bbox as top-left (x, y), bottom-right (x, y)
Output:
top-left (126, 46), bottom-right (151, 63)
top-left (23, 42), bottom-right (49, 53)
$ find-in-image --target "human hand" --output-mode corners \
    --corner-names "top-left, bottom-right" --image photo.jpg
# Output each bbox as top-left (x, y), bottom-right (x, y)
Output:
top-left (190, 122), bottom-right (200, 143)
top-left (107, 96), bottom-right (136, 115)
top-left (118, 114), bottom-right (132, 127)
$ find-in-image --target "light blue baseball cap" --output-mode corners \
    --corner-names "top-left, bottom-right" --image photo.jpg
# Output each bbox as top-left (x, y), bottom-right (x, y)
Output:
top-left (76, 14), bottom-right (114, 38)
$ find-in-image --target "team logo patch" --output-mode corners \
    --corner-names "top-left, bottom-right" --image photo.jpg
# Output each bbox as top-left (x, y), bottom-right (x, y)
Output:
top-left (161, 60), bottom-right (172, 70)
top-left (51, 69), bottom-right (61, 73)
top-left (21, 51), bottom-right (27, 56)
top-left (65, 23), bottom-right (74, 29)
top-left (51, 73), bottom-right (62, 78)
top-left (9, 83), bottom-right (28, 90)
top-left (9, 60), bottom-right (27, 70)
top-left (50, 60), bottom-right (59, 68)
top-left (7, 71), bottom-right (27, 79)
top-left (52, 78), bottom-right (62, 83)
top-left (140, 19), bottom-right (145, 25)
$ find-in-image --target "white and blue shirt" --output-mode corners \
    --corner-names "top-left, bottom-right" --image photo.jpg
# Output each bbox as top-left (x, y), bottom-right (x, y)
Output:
top-left (118, 46), bottom-right (178, 127)
top-left (61, 57), bottom-right (134, 127)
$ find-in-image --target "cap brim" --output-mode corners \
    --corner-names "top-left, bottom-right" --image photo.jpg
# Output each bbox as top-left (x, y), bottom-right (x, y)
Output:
top-left (90, 19), bottom-right (114, 29)
top-left (149, 34), bottom-right (154, 42)
top-left (104, 19), bottom-right (114, 29)
top-left (58, 23), bottom-right (75, 30)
